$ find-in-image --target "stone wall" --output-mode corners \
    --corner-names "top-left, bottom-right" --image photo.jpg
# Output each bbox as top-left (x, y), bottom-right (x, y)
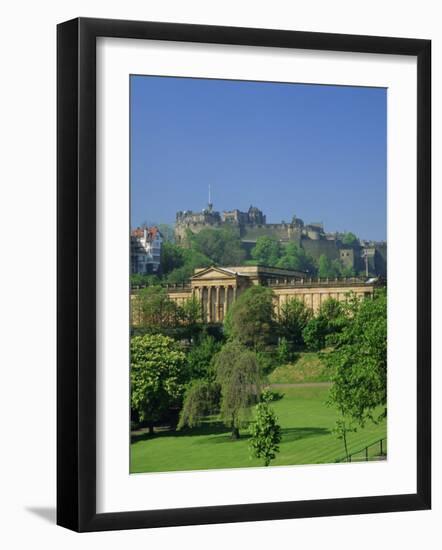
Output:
top-left (269, 281), bottom-right (375, 315)
top-left (301, 237), bottom-right (340, 261)
top-left (241, 224), bottom-right (302, 244)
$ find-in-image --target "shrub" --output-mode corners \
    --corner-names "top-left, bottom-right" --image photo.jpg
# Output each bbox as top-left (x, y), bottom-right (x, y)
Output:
top-left (277, 337), bottom-right (292, 363)
top-left (249, 390), bottom-right (282, 466)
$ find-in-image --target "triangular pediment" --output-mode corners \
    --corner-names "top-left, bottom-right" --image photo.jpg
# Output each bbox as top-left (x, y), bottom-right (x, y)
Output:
top-left (191, 266), bottom-right (239, 281)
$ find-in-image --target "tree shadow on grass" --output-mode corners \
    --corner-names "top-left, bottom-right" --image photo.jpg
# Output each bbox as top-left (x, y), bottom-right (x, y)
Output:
top-left (202, 432), bottom-right (252, 444)
top-left (281, 426), bottom-right (330, 443)
top-left (131, 421), bottom-right (228, 443)
top-left (132, 424), bottom-right (330, 445)
top-left (204, 427), bottom-right (331, 443)
top-left (193, 426), bottom-right (331, 445)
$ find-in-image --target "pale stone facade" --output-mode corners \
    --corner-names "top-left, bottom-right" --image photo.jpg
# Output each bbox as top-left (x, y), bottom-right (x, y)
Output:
top-left (131, 265), bottom-right (383, 325)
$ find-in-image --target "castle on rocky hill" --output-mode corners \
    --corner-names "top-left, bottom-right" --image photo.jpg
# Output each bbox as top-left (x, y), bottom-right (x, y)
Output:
top-left (175, 202), bottom-right (387, 277)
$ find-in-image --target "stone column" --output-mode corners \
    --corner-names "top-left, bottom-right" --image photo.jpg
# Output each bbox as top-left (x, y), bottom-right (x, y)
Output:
top-left (215, 286), bottom-right (220, 322)
top-left (312, 292), bottom-right (320, 313)
top-left (200, 286), bottom-right (206, 321)
top-left (208, 286), bottom-right (213, 323)
top-left (194, 286), bottom-right (204, 320)
top-left (223, 285), bottom-right (230, 320)
top-left (233, 285), bottom-right (237, 302)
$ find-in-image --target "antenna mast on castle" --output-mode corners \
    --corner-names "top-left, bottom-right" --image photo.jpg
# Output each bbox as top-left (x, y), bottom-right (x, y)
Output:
top-left (207, 184), bottom-right (213, 211)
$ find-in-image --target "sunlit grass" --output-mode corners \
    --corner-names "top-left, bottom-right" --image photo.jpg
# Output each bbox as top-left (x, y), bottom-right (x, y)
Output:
top-left (130, 386), bottom-right (386, 473)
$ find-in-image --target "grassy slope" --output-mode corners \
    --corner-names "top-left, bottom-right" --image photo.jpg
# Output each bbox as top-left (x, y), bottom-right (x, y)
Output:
top-left (268, 351), bottom-right (331, 384)
top-left (130, 386), bottom-right (386, 473)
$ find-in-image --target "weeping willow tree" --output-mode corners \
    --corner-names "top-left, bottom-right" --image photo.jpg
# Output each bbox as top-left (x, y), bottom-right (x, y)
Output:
top-left (213, 341), bottom-right (263, 439)
top-left (178, 379), bottom-right (220, 430)
top-left (178, 341), bottom-right (263, 439)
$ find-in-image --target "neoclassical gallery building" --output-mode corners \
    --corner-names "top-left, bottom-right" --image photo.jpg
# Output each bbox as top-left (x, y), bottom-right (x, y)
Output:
top-left (131, 265), bottom-right (383, 325)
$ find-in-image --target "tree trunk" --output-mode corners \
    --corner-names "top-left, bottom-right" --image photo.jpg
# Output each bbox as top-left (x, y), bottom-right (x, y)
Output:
top-left (148, 422), bottom-right (154, 435)
top-left (343, 426), bottom-right (349, 461)
top-left (231, 427), bottom-right (240, 439)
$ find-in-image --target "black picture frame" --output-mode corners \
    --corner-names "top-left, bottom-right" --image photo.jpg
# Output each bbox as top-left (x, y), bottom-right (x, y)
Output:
top-left (57, 17), bottom-right (431, 532)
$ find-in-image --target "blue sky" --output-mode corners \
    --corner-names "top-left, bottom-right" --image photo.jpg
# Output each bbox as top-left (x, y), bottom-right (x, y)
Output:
top-left (130, 75), bottom-right (386, 241)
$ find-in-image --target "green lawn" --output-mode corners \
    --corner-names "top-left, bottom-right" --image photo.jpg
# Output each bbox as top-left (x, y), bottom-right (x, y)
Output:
top-left (130, 386), bottom-right (387, 473)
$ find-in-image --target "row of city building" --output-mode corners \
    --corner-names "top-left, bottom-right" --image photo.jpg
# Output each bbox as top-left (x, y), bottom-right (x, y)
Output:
top-left (130, 226), bottom-right (163, 274)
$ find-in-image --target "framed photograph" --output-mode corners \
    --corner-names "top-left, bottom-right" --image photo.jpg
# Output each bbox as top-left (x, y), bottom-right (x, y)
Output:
top-left (57, 17), bottom-right (431, 532)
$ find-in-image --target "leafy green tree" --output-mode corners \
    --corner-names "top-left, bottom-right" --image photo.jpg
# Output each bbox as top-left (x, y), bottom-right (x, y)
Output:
top-left (278, 297), bottom-right (312, 348)
top-left (302, 316), bottom-right (329, 351)
top-left (341, 232), bottom-right (359, 247)
top-left (320, 297), bottom-right (343, 321)
top-left (189, 227), bottom-right (222, 260)
top-left (130, 334), bottom-right (187, 434)
top-left (165, 266), bottom-right (191, 284)
top-left (276, 242), bottom-right (316, 274)
top-left (160, 242), bottom-right (185, 274)
top-left (224, 286), bottom-right (276, 350)
top-left (320, 297), bottom-right (348, 344)
top-left (158, 223), bottom-right (175, 243)
top-left (249, 390), bottom-right (282, 466)
top-left (186, 335), bottom-right (221, 381)
top-left (302, 298), bottom-right (348, 351)
top-left (276, 337), bottom-right (292, 363)
top-left (333, 417), bottom-right (357, 462)
top-left (326, 290), bottom-right (387, 455)
top-left (177, 379), bottom-right (220, 430)
top-left (191, 227), bottom-right (245, 266)
top-left (130, 273), bottom-right (160, 287)
top-left (340, 265), bottom-right (356, 278)
top-left (318, 254), bottom-right (341, 279)
top-left (137, 286), bottom-right (180, 327)
top-left (331, 259), bottom-right (344, 277)
top-left (318, 254), bottom-right (331, 278)
top-left (214, 342), bottom-right (262, 438)
top-left (217, 227), bottom-right (247, 265)
top-left (251, 236), bottom-right (281, 266)
top-left (180, 295), bottom-right (203, 326)
top-left (254, 350), bottom-right (278, 376)
top-left (182, 248), bottom-right (212, 271)
top-left (165, 247), bottom-right (212, 283)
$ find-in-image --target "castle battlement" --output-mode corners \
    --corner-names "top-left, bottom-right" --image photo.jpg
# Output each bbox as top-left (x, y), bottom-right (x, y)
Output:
top-left (175, 203), bottom-right (320, 243)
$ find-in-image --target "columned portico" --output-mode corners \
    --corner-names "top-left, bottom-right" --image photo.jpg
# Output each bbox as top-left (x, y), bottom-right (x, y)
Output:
top-left (187, 267), bottom-right (249, 323)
